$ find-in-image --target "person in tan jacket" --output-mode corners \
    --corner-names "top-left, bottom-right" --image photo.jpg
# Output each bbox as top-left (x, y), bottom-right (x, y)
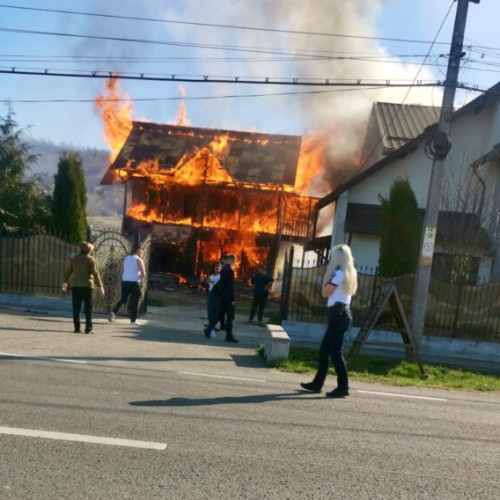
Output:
top-left (62, 241), bottom-right (104, 334)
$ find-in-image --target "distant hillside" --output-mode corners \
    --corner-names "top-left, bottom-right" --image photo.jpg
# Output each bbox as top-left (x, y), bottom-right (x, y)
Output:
top-left (29, 139), bottom-right (123, 218)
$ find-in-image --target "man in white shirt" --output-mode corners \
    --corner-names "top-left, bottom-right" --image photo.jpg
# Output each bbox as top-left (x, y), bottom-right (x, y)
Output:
top-left (109, 248), bottom-right (146, 325)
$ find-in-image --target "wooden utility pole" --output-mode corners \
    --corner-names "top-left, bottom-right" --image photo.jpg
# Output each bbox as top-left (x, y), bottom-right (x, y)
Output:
top-left (411, 0), bottom-right (480, 348)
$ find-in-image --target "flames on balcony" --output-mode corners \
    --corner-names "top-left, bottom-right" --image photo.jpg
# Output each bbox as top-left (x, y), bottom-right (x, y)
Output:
top-left (97, 80), bottom-right (325, 277)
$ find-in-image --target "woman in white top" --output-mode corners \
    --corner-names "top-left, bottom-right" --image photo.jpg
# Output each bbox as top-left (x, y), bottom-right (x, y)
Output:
top-left (205, 262), bottom-right (222, 338)
top-left (301, 244), bottom-right (358, 398)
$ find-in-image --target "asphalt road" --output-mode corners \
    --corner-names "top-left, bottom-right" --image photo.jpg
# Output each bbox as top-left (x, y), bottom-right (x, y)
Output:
top-left (0, 304), bottom-right (499, 499)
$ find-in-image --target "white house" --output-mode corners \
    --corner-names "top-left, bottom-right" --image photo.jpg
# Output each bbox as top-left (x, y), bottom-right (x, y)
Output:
top-left (312, 81), bottom-right (500, 283)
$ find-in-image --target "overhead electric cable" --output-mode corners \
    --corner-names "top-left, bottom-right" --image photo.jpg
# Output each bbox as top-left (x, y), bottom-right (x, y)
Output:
top-left (352, 0), bottom-right (456, 176)
top-left (0, 3), bottom-right (461, 46)
top-left (0, 67), bottom-right (447, 88)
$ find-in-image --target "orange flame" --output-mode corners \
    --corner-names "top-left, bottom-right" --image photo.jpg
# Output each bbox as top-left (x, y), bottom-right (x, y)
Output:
top-left (94, 79), bottom-right (133, 162)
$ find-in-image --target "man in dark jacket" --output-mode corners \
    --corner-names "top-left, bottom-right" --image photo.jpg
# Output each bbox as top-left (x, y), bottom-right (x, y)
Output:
top-left (217, 254), bottom-right (238, 343)
top-left (249, 266), bottom-right (274, 323)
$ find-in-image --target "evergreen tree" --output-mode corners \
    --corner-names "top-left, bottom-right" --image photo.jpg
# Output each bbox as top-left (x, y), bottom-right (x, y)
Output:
top-left (52, 153), bottom-right (87, 242)
top-left (378, 177), bottom-right (421, 277)
top-left (0, 108), bottom-right (51, 231)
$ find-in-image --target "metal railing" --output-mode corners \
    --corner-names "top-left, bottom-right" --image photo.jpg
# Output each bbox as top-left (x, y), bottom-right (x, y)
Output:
top-left (281, 258), bottom-right (500, 342)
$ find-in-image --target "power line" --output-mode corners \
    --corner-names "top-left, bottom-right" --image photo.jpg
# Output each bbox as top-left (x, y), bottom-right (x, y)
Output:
top-left (0, 67), bottom-right (448, 88)
top-left (352, 0), bottom-right (456, 176)
top-left (0, 3), bottom-right (458, 46)
top-left (0, 86), bottom-right (394, 104)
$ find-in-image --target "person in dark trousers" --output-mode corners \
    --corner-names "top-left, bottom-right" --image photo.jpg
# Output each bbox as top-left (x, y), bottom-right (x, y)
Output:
top-left (205, 262), bottom-right (222, 338)
top-left (249, 266), bottom-right (274, 323)
top-left (109, 248), bottom-right (146, 325)
top-left (207, 253), bottom-right (238, 342)
top-left (62, 241), bottom-right (104, 334)
top-left (300, 244), bottom-right (358, 398)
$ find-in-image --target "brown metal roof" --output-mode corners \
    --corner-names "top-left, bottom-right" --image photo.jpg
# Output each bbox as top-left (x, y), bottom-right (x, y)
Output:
top-left (101, 121), bottom-right (302, 186)
top-left (375, 102), bottom-right (440, 153)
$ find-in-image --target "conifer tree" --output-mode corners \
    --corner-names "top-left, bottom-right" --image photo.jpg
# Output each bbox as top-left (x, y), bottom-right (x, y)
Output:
top-left (52, 153), bottom-right (87, 242)
top-left (0, 108), bottom-right (51, 231)
top-left (378, 177), bottom-right (421, 277)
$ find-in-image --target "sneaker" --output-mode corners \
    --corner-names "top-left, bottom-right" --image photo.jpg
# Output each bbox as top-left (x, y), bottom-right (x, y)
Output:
top-left (210, 330), bottom-right (217, 338)
top-left (326, 388), bottom-right (349, 398)
top-left (131, 320), bottom-right (141, 326)
top-left (300, 382), bottom-right (322, 393)
top-left (109, 312), bottom-right (116, 322)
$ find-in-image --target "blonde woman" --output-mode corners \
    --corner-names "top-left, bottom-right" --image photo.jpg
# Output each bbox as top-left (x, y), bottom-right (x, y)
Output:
top-left (301, 244), bottom-right (358, 398)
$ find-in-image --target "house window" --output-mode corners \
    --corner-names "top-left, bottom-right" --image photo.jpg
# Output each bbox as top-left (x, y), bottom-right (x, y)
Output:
top-left (432, 253), bottom-right (480, 285)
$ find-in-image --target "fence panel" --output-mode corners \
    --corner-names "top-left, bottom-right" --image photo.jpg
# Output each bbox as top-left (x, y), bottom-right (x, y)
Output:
top-left (0, 231), bottom-right (78, 296)
top-left (284, 261), bottom-right (500, 342)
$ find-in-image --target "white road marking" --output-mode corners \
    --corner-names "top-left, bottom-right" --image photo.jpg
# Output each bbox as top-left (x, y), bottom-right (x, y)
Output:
top-left (0, 426), bottom-right (166, 450)
top-left (0, 352), bottom-right (87, 364)
top-left (357, 389), bottom-right (447, 402)
top-left (178, 371), bottom-right (266, 383)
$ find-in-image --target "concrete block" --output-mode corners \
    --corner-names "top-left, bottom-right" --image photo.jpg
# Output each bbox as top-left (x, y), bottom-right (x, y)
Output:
top-left (265, 324), bottom-right (291, 362)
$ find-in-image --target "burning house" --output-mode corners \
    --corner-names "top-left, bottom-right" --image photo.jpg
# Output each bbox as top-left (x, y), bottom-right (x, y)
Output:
top-left (100, 121), bottom-right (321, 279)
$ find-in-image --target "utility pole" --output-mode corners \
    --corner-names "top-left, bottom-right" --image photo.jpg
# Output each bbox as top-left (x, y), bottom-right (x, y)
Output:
top-left (411, 0), bottom-right (480, 348)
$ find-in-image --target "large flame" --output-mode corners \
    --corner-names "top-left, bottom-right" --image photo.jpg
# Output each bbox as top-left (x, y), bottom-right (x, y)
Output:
top-left (94, 79), bottom-right (133, 162)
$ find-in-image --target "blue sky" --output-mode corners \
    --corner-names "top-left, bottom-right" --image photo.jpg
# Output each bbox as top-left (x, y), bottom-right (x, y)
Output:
top-left (1, 0), bottom-right (498, 153)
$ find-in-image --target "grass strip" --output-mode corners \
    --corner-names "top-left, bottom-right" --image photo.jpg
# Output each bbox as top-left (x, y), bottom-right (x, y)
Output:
top-left (275, 347), bottom-right (500, 392)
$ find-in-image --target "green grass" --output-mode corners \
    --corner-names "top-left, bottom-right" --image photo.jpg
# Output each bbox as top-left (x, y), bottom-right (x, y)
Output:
top-left (275, 347), bottom-right (500, 392)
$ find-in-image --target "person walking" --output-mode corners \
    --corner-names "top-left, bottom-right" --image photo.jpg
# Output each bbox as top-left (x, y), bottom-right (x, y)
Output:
top-left (300, 244), bottom-right (358, 398)
top-left (249, 265), bottom-right (274, 323)
top-left (61, 241), bottom-right (104, 334)
top-left (207, 253), bottom-right (238, 342)
top-left (109, 248), bottom-right (146, 325)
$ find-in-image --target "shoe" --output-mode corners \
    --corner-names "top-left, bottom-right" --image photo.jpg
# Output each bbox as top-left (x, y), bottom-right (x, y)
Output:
top-left (84, 329), bottom-right (93, 334)
top-left (131, 320), bottom-right (141, 326)
top-left (109, 312), bottom-right (116, 322)
top-left (204, 328), bottom-right (211, 338)
top-left (300, 382), bottom-right (322, 393)
top-left (224, 337), bottom-right (239, 343)
top-left (210, 330), bottom-right (217, 339)
top-left (326, 388), bottom-right (349, 398)
top-left (74, 329), bottom-right (81, 334)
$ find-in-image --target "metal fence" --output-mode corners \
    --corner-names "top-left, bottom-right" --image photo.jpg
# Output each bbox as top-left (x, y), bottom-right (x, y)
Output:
top-left (280, 251), bottom-right (500, 342)
top-left (0, 228), bottom-right (151, 315)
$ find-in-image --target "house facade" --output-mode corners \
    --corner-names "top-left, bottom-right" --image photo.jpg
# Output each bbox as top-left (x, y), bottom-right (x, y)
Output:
top-left (313, 82), bottom-right (500, 283)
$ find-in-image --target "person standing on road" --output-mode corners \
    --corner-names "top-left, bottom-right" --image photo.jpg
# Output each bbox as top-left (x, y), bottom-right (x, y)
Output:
top-left (109, 248), bottom-right (146, 325)
top-left (62, 241), bottom-right (104, 334)
top-left (209, 253), bottom-right (238, 343)
top-left (300, 244), bottom-right (357, 398)
top-left (205, 262), bottom-right (222, 338)
top-left (249, 265), bottom-right (274, 323)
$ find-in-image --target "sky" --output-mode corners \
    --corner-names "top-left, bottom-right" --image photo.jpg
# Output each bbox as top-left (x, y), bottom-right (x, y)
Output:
top-left (1, 0), bottom-right (499, 160)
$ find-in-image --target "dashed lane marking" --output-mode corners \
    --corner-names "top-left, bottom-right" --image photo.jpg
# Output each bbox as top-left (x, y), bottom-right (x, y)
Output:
top-left (357, 389), bottom-right (447, 402)
top-left (178, 371), bottom-right (266, 383)
top-left (0, 426), bottom-right (167, 450)
top-left (0, 352), bottom-right (87, 364)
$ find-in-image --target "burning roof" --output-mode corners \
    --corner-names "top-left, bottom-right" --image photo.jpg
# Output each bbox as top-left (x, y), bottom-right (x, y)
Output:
top-left (101, 121), bottom-right (302, 187)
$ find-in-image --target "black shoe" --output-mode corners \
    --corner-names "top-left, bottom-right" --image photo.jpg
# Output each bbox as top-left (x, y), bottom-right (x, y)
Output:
top-left (300, 382), bottom-right (322, 393)
top-left (204, 328), bottom-right (210, 338)
top-left (326, 388), bottom-right (349, 398)
top-left (224, 337), bottom-right (239, 343)
top-left (74, 329), bottom-right (81, 334)
top-left (84, 329), bottom-right (93, 334)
